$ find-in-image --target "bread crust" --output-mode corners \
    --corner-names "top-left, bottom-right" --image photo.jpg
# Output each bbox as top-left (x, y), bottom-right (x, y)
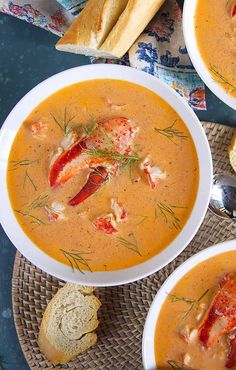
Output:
top-left (56, 0), bottom-right (128, 53)
top-left (229, 132), bottom-right (236, 173)
top-left (38, 284), bottom-right (101, 364)
top-left (100, 0), bottom-right (165, 58)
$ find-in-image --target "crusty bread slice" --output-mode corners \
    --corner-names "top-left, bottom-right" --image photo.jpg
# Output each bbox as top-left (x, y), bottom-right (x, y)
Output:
top-left (56, 0), bottom-right (129, 57)
top-left (38, 283), bottom-right (101, 364)
top-left (99, 0), bottom-right (166, 58)
top-left (229, 132), bottom-right (236, 173)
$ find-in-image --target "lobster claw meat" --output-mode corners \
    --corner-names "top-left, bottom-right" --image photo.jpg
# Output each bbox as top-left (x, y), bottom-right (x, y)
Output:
top-left (140, 156), bottom-right (166, 189)
top-left (49, 140), bottom-right (87, 188)
top-left (199, 273), bottom-right (236, 368)
top-left (231, 3), bottom-right (236, 17)
top-left (226, 336), bottom-right (236, 368)
top-left (68, 167), bottom-right (108, 206)
top-left (49, 117), bottom-right (138, 206)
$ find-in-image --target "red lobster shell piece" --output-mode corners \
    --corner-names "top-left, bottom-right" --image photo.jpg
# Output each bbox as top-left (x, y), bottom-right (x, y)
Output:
top-left (92, 213), bottom-right (118, 235)
top-left (49, 117), bottom-right (138, 206)
top-left (226, 336), bottom-right (236, 368)
top-left (49, 141), bottom-right (87, 188)
top-left (231, 3), bottom-right (236, 17)
top-left (199, 274), bottom-right (236, 368)
top-left (68, 167), bottom-right (108, 206)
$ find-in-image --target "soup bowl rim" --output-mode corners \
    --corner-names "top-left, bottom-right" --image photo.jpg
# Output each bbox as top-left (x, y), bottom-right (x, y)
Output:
top-left (183, 0), bottom-right (236, 111)
top-left (0, 63), bottom-right (212, 286)
top-left (142, 238), bottom-right (236, 370)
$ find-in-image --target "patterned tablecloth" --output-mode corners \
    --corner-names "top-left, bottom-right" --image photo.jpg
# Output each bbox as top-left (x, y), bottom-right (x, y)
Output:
top-left (0, 0), bottom-right (206, 110)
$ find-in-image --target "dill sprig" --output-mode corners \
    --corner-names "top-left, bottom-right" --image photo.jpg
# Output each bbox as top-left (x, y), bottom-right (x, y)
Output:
top-left (86, 148), bottom-right (140, 168)
top-left (15, 193), bottom-right (49, 226)
top-left (9, 159), bottom-right (39, 171)
top-left (60, 249), bottom-right (92, 273)
top-left (169, 289), bottom-right (209, 323)
top-left (167, 360), bottom-right (184, 370)
top-left (209, 65), bottom-right (236, 93)
top-left (23, 170), bottom-right (37, 191)
top-left (155, 202), bottom-right (182, 230)
top-left (51, 106), bottom-right (76, 135)
top-left (167, 360), bottom-right (196, 370)
top-left (154, 120), bottom-right (188, 142)
top-left (135, 215), bottom-right (148, 225)
top-left (14, 209), bottom-right (47, 226)
top-left (83, 122), bottom-right (97, 137)
top-left (116, 233), bottom-right (141, 256)
top-left (27, 193), bottom-right (49, 212)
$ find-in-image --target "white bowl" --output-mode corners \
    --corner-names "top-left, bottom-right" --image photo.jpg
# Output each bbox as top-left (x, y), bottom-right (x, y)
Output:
top-left (0, 64), bottom-right (212, 286)
top-left (183, 0), bottom-right (236, 110)
top-left (142, 239), bottom-right (236, 370)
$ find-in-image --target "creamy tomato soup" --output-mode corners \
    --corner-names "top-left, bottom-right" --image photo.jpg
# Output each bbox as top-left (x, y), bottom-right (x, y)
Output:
top-left (7, 79), bottom-right (199, 272)
top-left (155, 251), bottom-right (236, 370)
top-left (195, 0), bottom-right (236, 98)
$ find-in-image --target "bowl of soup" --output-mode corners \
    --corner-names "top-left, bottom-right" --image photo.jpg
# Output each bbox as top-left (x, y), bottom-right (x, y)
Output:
top-left (143, 239), bottom-right (236, 370)
top-left (183, 0), bottom-right (236, 110)
top-left (0, 64), bottom-right (212, 286)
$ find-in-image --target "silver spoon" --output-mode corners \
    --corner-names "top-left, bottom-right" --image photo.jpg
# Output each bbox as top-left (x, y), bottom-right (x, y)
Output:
top-left (209, 174), bottom-right (236, 219)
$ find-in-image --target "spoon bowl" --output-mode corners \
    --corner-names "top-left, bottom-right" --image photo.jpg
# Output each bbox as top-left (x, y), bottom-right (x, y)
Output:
top-left (209, 174), bottom-right (236, 219)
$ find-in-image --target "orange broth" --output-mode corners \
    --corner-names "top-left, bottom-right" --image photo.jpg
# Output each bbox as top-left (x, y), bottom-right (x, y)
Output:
top-left (7, 79), bottom-right (199, 272)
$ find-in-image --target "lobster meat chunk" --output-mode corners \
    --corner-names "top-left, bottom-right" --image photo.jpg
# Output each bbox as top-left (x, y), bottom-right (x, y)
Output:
top-left (44, 202), bottom-right (66, 222)
top-left (199, 273), bottom-right (236, 368)
top-left (49, 117), bottom-right (138, 206)
top-left (140, 156), bottom-right (166, 189)
top-left (31, 120), bottom-right (48, 139)
top-left (68, 167), bottom-right (108, 206)
top-left (231, 2), bottom-right (236, 17)
top-left (92, 213), bottom-right (118, 235)
top-left (111, 199), bottom-right (127, 222)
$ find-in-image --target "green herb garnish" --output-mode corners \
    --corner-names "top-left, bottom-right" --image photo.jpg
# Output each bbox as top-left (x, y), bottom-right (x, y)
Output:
top-left (15, 209), bottom-right (48, 226)
top-left (155, 202), bottom-right (182, 230)
top-left (60, 249), bottom-right (92, 273)
top-left (167, 360), bottom-right (197, 370)
top-left (135, 215), bottom-right (148, 225)
top-left (169, 289), bottom-right (209, 322)
top-left (51, 106), bottom-right (76, 135)
top-left (167, 360), bottom-right (184, 370)
top-left (23, 170), bottom-right (37, 191)
top-left (154, 120), bottom-right (188, 143)
top-left (209, 65), bottom-right (236, 93)
top-left (116, 233), bottom-right (141, 256)
top-left (27, 193), bottom-right (49, 212)
top-left (15, 193), bottom-right (49, 227)
top-left (86, 148), bottom-right (140, 168)
top-left (83, 122), bottom-right (97, 137)
top-left (9, 159), bottom-right (39, 171)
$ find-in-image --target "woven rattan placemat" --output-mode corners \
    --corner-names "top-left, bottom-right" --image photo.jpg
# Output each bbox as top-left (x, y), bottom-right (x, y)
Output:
top-left (12, 122), bottom-right (236, 370)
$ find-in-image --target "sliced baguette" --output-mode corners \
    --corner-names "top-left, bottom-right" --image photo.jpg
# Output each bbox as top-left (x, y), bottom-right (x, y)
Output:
top-left (99, 0), bottom-right (166, 59)
top-left (38, 283), bottom-right (101, 364)
top-left (229, 132), bottom-right (236, 173)
top-left (56, 0), bottom-right (129, 57)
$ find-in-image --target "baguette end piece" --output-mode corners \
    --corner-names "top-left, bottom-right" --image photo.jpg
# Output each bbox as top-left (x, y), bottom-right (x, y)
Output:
top-left (38, 283), bottom-right (101, 365)
top-left (55, 43), bottom-right (119, 59)
top-left (56, 0), bottom-right (129, 58)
